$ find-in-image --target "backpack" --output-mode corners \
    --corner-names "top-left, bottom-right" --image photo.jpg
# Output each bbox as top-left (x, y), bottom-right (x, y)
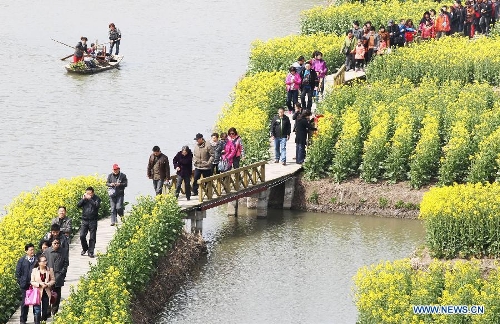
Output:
top-left (302, 71), bottom-right (311, 85)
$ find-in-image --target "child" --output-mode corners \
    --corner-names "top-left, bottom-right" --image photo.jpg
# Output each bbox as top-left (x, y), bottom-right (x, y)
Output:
top-left (377, 39), bottom-right (387, 55)
top-left (352, 40), bottom-right (366, 72)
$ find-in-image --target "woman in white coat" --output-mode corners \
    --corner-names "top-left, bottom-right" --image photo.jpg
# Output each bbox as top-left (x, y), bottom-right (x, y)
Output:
top-left (30, 255), bottom-right (55, 324)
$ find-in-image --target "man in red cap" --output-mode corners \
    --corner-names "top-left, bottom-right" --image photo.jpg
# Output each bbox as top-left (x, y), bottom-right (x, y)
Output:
top-left (106, 163), bottom-right (128, 226)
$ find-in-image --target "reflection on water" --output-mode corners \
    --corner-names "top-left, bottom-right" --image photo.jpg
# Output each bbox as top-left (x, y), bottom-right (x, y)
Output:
top-left (160, 207), bottom-right (424, 324)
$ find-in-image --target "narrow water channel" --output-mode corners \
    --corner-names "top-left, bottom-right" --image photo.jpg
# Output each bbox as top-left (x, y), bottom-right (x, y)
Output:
top-left (158, 207), bottom-right (424, 323)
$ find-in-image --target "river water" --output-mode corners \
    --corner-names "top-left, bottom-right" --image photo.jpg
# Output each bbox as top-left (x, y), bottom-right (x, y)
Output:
top-left (160, 207), bottom-right (424, 324)
top-left (1, 0), bottom-right (425, 323)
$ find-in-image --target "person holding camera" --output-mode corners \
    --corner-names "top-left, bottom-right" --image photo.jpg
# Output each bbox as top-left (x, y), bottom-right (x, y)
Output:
top-left (77, 187), bottom-right (101, 258)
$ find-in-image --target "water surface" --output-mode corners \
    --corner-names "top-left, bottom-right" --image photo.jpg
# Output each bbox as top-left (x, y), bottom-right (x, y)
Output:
top-left (160, 208), bottom-right (424, 324)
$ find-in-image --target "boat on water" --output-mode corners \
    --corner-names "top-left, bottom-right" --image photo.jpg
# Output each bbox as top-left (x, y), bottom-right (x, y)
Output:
top-left (65, 55), bottom-right (124, 74)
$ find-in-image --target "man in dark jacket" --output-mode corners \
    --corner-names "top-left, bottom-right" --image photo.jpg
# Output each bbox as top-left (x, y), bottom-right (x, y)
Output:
top-left (270, 107), bottom-right (291, 165)
top-left (387, 20), bottom-right (402, 47)
top-left (299, 61), bottom-right (318, 111)
top-left (77, 186), bottom-right (101, 258)
top-left (173, 145), bottom-right (193, 200)
top-left (44, 238), bottom-right (68, 317)
top-left (106, 163), bottom-right (128, 226)
top-left (15, 243), bottom-right (36, 324)
top-left (295, 110), bottom-right (317, 164)
top-left (147, 145), bottom-right (171, 195)
top-left (41, 223), bottom-right (69, 261)
top-left (479, 0), bottom-right (493, 34)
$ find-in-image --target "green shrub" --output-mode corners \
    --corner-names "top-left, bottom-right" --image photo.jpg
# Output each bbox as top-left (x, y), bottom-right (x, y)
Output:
top-left (367, 37), bottom-right (500, 86)
top-left (215, 71), bottom-right (285, 165)
top-left (409, 113), bottom-right (441, 188)
top-left (330, 108), bottom-right (363, 182)
top-left (55, 194), bottom-right (184, 323)
top-left (384, 105), bottom-right (415, 182)
top-left (468, 128), bottom-right (500, 184)
top-left (419, 182), bottom-right (500, 258)
top-left (360, 104), bottom-right (392, 183)
top-left (248, 33), bottom-right (344, 74)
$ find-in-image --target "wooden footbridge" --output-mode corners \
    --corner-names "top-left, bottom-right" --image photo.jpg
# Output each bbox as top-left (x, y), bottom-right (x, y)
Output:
top-left (8, 66), bottom-right (359, 324)
top-left (168, 158), bottom-right (303, 232)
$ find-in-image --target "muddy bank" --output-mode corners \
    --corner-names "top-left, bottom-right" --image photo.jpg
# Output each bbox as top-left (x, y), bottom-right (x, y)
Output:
top-left (131, 232), bottom-right (206, 324)
top-left (288, 173), bottom-right (431, 219)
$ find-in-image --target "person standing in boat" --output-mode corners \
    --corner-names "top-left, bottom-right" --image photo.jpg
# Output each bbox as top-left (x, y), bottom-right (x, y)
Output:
top-left (108, 23), bottom-right (121, 55)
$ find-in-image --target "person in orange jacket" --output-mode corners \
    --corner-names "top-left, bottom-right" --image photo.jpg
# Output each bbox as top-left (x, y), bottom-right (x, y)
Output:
top-left (435, 6), bottom-right (451, 38)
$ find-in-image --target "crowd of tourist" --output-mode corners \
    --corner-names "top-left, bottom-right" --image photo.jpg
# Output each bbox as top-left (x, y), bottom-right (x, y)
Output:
top-left (339, 1), bottom-right (499, 71)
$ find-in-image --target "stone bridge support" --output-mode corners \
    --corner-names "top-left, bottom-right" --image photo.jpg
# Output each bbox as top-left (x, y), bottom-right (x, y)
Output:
top-left (256, 189), bottom-right (270, 218)
top-left (227, 200), bottom-right (239, 217)
top-left (283, 177), bottom-right (295, 209)
top-left (188, 209), bottom-right (206, 233)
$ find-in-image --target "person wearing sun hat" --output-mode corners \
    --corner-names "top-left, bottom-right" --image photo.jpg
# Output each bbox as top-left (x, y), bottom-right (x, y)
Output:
top-left (106, 163), bottom-right (128, 226)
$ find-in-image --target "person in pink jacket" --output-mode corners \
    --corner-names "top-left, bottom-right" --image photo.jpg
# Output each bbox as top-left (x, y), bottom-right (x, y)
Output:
top-left (311, 51), bottom-right (328, 96)
top-left (220, 134), bottom-right (236, 171)
top-left (285, 66), bottom-right (302, 114)
top-left (352, 40), bottom-right (366, 72)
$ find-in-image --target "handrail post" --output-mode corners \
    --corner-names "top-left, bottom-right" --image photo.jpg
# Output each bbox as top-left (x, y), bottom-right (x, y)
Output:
top-left (234, 171), bottom-right (240, 191)
top-left (198, 179), bottom-right (204, 202)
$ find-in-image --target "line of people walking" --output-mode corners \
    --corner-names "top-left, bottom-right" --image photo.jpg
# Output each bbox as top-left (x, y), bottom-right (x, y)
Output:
top-left (15, 204), bottom-right (84, 324)
top-left (146, 129), bottom-right (245, 200)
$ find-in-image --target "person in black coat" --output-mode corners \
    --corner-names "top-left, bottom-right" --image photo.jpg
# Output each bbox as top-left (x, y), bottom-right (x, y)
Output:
top-left (44, 238), bottom-right (68, 317)
top-left (387, 20), bottom-right (402, 47)
top-left (173, 146), bottom-right (193, 200)
top-left (299, 61), bottom-right (318, 111)
top-left (295, 111), bottom-right (317, 164)
top-left (77, 187), bottom-right (101, 258)
top-left (270, 107), bottom-right (292, 165)
top-left (15, 243), bottom-right (37, 324)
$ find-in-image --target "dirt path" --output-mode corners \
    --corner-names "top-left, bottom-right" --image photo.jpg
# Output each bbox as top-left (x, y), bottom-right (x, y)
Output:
top-left (291, 173), bottom-right (431, 219)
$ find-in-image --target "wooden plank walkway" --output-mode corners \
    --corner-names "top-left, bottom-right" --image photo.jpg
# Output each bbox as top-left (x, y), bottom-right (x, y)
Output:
top-left (8, 68), bottom-right (351, 324)
top-left (345, 69), bottom-right (366, 82)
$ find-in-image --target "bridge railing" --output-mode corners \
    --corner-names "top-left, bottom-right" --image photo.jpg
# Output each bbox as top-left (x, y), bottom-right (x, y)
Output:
top-left (198, 161), bottom-right (266, 202)
top-left (332, 64), bottom-right (345, 87)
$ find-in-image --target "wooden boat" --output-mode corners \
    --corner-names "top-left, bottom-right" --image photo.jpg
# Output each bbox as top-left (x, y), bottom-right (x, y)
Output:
top-left (65, 55), bottom-right (124, 74)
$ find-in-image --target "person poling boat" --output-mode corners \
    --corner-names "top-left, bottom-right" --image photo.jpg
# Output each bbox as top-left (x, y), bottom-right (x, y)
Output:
top-left (72, 37), bottom-right (88, 63)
